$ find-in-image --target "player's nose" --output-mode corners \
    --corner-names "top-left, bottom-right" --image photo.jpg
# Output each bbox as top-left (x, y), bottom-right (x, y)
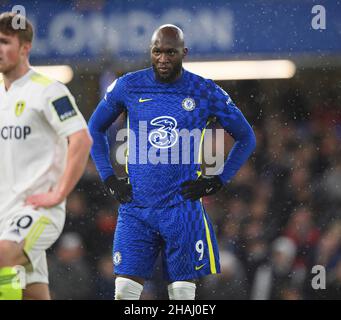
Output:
top-left (158, 53), bottom-right (169, 63)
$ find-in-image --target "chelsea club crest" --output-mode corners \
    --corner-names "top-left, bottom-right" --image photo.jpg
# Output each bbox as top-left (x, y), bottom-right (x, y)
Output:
top-left (113, 251), bottom-right (122, 266)
top-left (182, 97), bottom-right (196, 111)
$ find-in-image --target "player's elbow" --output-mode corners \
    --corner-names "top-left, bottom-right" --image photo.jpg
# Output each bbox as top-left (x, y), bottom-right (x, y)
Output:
top-left (249, 129), bottom-right (256, 152)
top-left (241, 128), bottom-right (256, 155)
top-left (69, 129), bottom-right (93, 153)
top-left (83, 130), bottom-right (93, 151)
top-left (88, 116), bottom-right (97, 136)
top-left (81, 131), bottom-right (93, 156)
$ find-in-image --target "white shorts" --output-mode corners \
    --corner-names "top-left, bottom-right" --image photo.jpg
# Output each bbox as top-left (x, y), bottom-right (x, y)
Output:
top-left (0, 205), bottom-right (65, 285)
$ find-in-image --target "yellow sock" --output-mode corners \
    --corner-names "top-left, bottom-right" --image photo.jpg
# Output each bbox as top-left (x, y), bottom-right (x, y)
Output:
top-left (0, 267), bottom-right (23, 300)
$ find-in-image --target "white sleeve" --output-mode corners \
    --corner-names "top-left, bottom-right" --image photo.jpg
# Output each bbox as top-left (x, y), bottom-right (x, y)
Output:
top-left (41, 81), bottom-right (88, 137)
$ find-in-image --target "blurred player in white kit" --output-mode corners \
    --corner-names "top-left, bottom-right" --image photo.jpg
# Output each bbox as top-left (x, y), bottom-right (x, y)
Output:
top-left (0, 12), bottom-right (92, 300)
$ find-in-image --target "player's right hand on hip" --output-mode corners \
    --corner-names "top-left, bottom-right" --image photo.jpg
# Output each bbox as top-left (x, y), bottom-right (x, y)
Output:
top-left (104, 175), bottom-right (133, 203)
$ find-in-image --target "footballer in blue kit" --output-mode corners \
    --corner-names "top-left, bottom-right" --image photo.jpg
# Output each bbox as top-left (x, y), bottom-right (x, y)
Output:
top-left (89, 24), bottom-right (256, 300)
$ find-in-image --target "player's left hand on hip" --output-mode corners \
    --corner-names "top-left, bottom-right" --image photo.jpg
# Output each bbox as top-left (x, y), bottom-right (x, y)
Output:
top-left (25, 190), bottom-right (64, 209)
top-left (104, 175), bottom-right (133, 204)
top-left (180, 175), bottom-right (223, 201)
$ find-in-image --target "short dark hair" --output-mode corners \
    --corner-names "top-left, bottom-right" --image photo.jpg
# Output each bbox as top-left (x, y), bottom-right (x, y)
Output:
top-left (0, 12), bottom-right (33, 43)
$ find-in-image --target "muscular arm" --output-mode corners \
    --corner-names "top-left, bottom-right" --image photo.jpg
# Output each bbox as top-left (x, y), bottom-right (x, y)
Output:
top-left (181, 84), bottom-right (256, 201)
top-left (88, 99), bottom-right (123, 181)
top-left (25, 129), bottom-right (93, 208)
top-left (210, 84), bottom-right (256, 184)
top-left (217, 107), bottom-right (256, 184)
top-left (57, 129), bottom-right (93, 198)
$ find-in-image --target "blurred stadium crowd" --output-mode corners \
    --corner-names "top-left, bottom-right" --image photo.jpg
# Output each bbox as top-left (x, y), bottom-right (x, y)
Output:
top-left (46, 78), bottom-right (341, 300)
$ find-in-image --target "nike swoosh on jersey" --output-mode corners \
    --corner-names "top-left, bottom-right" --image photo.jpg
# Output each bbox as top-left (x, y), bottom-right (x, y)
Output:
top-left (139, 98), bottom-right (153, 103)
top-left (195, 264), bottom-right (206, 271)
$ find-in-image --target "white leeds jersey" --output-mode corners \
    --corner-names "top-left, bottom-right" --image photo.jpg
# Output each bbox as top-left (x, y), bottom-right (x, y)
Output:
top-left (0, 69), bottom-right (87, 220)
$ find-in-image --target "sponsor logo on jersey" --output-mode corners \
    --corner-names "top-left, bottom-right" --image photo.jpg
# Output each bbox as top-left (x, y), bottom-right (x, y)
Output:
top-left (0, 126), bottom-right (31, 140)
top-left (182, 97), bottom-right (196, 111)
top-left (52, 96), bottom-right (77, 122)
top-left (15, 101), bottom-right (26, 117)
top-left (113, 251), bottom-right (122, 266)
top-left (148, 116), bottom-right (178, 149)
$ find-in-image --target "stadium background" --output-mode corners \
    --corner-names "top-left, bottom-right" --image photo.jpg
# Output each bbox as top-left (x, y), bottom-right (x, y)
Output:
top-left (2, 0), bottom-right (341, 299)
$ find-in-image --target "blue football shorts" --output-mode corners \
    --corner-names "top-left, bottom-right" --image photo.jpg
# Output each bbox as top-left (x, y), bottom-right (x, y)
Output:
top-left (112, 200), bottom-right (220, 282)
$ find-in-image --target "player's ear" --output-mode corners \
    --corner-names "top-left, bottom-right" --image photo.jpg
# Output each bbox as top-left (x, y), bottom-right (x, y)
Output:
top-left (20, 41), bottom-right (32, 57)
top-left (183, 47), bottom-right (188, 58)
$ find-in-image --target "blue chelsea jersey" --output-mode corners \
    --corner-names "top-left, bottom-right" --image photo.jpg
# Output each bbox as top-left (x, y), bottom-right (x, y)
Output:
top-left (89, 67), bottom-right (256, 208)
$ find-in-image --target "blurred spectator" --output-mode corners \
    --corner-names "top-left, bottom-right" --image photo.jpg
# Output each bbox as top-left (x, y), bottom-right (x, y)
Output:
top-left (219, 219), bottom-right (240, 253)
top-left (48, 233), bottom-right (93, 300)
top-left (325, 258), bottom-right (341, 299)
top-left (64, 191), bottom-right (94, 249)
top-left (304, 221), bottom-right (341, 299)
top-left (323, 161), bottom-right (341, 204)
top-left (241, 238), bottom-right (268, 296)
top-left (313, 221), bottom-right (341, 270)
top-left (250, 237), bottom-right (300, 300)
top-left (94, 254), bottom-right (115, 300)
top-left (197, 250), bottom-right (247, 299)
top-left (283, 207), bottom-right (320, 271)
top-left (91, 208), bottom-right (117, 258)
